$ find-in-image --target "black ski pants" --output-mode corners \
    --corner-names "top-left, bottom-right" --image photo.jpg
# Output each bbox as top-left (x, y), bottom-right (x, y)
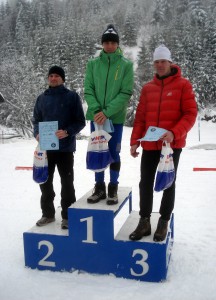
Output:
top-left (139, 148), bottom-right (182, 221)
top-left (40, 151), bottom-right (76, 220)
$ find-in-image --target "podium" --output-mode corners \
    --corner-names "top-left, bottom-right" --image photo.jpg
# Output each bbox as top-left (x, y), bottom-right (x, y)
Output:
top-left (23, 187), bottom-right (174, 282)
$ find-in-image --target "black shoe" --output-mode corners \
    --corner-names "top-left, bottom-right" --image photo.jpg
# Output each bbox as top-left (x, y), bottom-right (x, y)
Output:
top-left (107, 183), bottom-right (118, 205)
top-left (129, 217), bottom-right (151, 241)
top-left (87, 182), bottom-right (106, 204)
top-left (61, 219), bottom-right (68, 229)
top-left (36, 217), bottom-right (55, 227)
top-left (153, 218), bottom-right (168, 242)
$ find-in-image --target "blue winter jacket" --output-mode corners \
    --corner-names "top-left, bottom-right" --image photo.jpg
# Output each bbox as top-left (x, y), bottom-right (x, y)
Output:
top-left (33, 85), bottom-right (86, 152)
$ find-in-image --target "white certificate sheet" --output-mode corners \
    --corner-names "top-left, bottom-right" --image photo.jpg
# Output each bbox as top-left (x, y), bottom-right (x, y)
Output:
top-left (138, 126), bottom-right (167, 142)
top-left (39, 121), bottom-right (59, 150)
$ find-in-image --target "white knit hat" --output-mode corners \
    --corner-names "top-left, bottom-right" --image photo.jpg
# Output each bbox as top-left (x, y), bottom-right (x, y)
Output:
top-left (153, 44), bottom-right (172, 62)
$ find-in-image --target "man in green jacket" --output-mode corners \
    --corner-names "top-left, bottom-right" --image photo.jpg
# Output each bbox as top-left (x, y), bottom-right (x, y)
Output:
top-left (84, 24), bottom-right (134, 205)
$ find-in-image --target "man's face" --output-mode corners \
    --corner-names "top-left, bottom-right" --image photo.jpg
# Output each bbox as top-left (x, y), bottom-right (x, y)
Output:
top-left (154, 60), bottom-right (172, 77)
top-left (48, 74), bottom-right (64, 87)
top-left (102, 41), bottom-right (118, 53)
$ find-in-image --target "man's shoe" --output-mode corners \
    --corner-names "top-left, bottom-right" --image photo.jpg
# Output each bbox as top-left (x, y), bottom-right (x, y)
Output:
top-left (36, 217), bottom-right (55, 227)
top-left (107, 183), bottom-right (118, 205)
top-left (153, 218), bottom-right (168, 242)
top-left (61, 219), bottom-right (68, 229)
top-left (87, 182), bottom-right (106, 204)
top-left (129, 217), bottom-right (151, 241)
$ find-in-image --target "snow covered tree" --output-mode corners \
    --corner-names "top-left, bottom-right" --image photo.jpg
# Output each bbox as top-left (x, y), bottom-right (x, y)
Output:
top-left (0, 55), bottom-right (45, 136)
top-left (122, 1), bottom-right (139, 47)
top-left (0, 0), bottom-right (215, 131)
top-left (136, 39), bottom-right (153, 84)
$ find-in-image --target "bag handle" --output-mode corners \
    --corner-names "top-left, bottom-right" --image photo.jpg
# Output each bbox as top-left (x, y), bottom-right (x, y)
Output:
top-left (94, 123), bottom-right (103, 131)
top-left (162, 141), bottom-right (171, 148)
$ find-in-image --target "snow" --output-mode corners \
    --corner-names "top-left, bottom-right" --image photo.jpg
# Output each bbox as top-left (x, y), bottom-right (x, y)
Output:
top-left (0, 119), bottom-right (216, 300)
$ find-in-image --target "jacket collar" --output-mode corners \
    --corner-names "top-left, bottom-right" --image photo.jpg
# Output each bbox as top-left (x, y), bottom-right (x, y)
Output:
top-left (154, 64), bottom-right (181, 85)
top-left (100, 48), bottom-right (122, 63)
top-left (44, 84), bottom-right (66, 95)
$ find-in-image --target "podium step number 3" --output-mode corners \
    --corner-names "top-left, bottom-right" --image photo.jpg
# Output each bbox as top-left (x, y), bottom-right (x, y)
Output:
top-left (23, 187), bottom-right (174, 282)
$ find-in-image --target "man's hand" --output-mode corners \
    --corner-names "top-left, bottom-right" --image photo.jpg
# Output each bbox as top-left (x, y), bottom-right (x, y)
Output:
top-left (130, 144), bottom-right (139, 158)
top-left (55, 129), bottom-right (69, 139)
top-left (94, 111), bottom-right (107, 125)
top-left (160, 131), bottom-right (174, 143)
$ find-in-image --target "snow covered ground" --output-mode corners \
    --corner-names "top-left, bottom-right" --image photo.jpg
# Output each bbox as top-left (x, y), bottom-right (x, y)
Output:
top-left (0, 119), bottom-right (216, 300)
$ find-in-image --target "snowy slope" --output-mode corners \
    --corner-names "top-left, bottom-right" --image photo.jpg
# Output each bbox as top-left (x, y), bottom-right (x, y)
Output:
top-left (0, 120), bottom-right (216, 300)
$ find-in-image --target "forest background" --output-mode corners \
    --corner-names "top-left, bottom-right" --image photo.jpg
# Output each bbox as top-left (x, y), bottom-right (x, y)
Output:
top-left (0, 0), bottom-right (215, 137)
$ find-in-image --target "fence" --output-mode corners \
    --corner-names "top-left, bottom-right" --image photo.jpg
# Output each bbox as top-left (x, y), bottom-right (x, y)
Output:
top-left (0, 131), bottom-right (22, 144)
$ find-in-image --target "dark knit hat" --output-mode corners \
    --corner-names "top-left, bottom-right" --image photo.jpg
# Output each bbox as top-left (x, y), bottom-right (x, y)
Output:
top-left (48, 65), bottom-right (65, 82)
top-left (101, 24), bottom-right (119, 44)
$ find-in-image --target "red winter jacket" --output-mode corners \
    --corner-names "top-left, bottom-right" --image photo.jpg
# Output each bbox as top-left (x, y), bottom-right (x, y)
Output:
top-left (130, 65), bottom-right (197, 150)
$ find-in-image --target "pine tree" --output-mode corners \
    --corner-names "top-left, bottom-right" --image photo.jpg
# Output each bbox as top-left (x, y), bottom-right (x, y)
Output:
top-left (122, 1), bottom-right (138, 47)
top-left (136, 39), bottom-right (153, 84)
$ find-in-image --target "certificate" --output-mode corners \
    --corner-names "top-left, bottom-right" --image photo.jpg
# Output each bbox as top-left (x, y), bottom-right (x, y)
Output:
top-left (138, 126), bottom-right (167, 142)
top-left (39, 121), bottom-right (59, 150)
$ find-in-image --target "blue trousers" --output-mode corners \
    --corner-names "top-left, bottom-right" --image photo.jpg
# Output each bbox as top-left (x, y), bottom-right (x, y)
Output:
top-left (90, 122), bottom-right (123, 185)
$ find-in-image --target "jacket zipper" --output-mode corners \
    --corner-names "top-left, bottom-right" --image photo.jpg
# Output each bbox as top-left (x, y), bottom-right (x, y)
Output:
top-left (157, 80), bottom-right (164, 126)
top-left (103, 56), bottom-right (110, 109)
top-left (157, 80), bottom-right (164, 149)
top-left (115, 65), bottom-right (120, 80)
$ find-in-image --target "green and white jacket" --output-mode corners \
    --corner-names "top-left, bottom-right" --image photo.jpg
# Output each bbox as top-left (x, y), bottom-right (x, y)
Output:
top-left (84, 48), bottom-right (134, 124)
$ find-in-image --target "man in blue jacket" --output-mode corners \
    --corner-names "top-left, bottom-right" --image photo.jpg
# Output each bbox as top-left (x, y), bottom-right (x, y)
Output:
top-left (33, 66), bottom-right (85, 229)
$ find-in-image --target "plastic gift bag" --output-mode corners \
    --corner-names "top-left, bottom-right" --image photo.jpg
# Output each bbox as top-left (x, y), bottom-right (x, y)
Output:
top-left (86, 125), bottom-right (113, 172)
top-left (33, 144), bottom-right (48, 184)
top-left (154, 142), bottom-right (175, 192)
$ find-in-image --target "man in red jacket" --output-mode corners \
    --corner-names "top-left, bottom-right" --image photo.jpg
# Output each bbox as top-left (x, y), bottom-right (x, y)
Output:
top-left (129, 45), bottom-right (197, 242)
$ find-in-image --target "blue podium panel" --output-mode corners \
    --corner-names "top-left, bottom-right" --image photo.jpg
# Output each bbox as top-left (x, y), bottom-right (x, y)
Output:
top-left (24, 233), bottom-right (71, 271)
top-left (23, 187), bottom-right (174, 282)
